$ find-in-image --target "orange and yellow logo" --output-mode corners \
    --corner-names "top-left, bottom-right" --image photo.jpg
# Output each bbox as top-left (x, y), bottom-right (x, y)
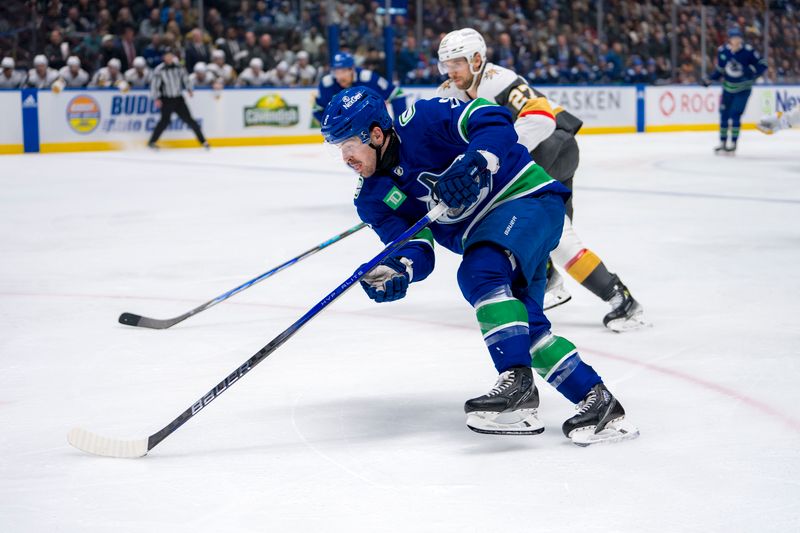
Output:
top-left (66, 95), bottom-right (100, 134)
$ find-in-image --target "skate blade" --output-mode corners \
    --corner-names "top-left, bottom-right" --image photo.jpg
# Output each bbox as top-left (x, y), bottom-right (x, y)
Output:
top-left (605, 306), bottom-right (652, 333)
top-left (544, 291), bottom-right (572, 311)
top-left (570, 418), bottom-right (640, 447)
top-left (466, 409), bottom-right (544, 435)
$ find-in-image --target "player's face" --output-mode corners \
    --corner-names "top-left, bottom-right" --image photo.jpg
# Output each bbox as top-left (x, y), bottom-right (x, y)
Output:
top-left (333, 67), bottom-right (354, 88)
top-left (441, 58), bottom-right (473, 90)
top-left (729, 36), bottom-right (743, 51)
top-left (335, 136), bottom-right (376, 177)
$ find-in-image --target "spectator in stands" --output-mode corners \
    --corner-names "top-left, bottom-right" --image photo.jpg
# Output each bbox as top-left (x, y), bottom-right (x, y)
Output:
top-left (185, 28), bottom-right (210, 72)
top-left (143, 34), bottom-right (164, 69)
top-left (99, 34), bottom-right (126, 72)
top-left (237, 57), bottom-right (269, 86)
top-left (43, 29), bottom-right (69, 71)
top-left (288, 50), bottom-right (317, 86)
top-left (301, 26), bottom-right (326, 63)
top-left (125, 56), bottom-right (152, 88)
top-left (90, 58), bottom-right (125, 88)
top-left (208, 49), bottom-right (237, 86)
top-left (218, 27), bottom-right (243, 67)
top-left (253, 33), bottom-right (278, 72)
top-left (189, 61), bottom-right (216, 87)
top-left (403, 60), bottom-right (435, 85)
top-left (0, 57), bottom-right (25, 89)
top-left (26, 55), bottom-right (59, 88)
top-left (139, 9), bottom-right (162, 44)
top-left (59, 56), bottom-right (90, 88)
top-left (63, 6), bottom-right (91, 37)
top-left (239, 30), bottom-right (259, 71)
top-left (120, 26), bottom-right (138, 71)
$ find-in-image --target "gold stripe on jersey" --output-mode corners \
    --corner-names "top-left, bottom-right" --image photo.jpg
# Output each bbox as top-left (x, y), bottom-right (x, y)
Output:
top-left (518, 96), bottom-right (555, 120)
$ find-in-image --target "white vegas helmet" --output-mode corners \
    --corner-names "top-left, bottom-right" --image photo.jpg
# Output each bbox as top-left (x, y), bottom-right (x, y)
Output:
top-left (437, 28), bottom-right (486, 76)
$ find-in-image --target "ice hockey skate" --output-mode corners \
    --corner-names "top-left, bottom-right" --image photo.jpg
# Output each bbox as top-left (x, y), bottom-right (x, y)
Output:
top-left (563, 383), bottom-right (639, 446)
top-left (465, 366), bottom-right (544, 435)
top-left (603, 277), bottom-right (650, 332)
top-left (713, 142), bottom-right (736, 156)
top-left (544, 262), bottom-right (571, 310)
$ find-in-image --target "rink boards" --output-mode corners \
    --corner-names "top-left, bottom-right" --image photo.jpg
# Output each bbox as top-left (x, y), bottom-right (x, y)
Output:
top-left (0, 84), bottom-right (797, 154)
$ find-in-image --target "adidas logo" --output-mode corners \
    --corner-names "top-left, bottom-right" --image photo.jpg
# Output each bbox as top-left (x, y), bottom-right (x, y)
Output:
top-left (22, 94), bottom-right (37, 108)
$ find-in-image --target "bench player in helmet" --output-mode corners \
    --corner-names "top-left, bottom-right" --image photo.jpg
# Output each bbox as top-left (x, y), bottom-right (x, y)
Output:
top-left (321, 86), bottom-right (638, 445)
top-left (436, 28), bottom-right (647, 332)
top-left (313, 51), bottom-right (406, 124)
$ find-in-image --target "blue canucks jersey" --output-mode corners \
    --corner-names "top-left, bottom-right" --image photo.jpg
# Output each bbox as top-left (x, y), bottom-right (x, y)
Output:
top-left (710, 43), bottom-right (767, 93)
top-left (314, 67), bottom-right (405, 123)
top-left (354, 97), bottom-right (570, 283)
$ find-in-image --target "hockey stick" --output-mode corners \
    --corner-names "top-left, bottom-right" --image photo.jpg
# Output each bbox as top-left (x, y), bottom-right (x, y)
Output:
top-left (69, 203), bottom-right (447, 458)
top-left (119, 222), bottom-right (368, 329)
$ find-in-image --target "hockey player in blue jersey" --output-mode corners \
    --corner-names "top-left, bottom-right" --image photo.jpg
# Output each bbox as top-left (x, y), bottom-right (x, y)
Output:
top-left (321, 86), bottom-right (638, 445)
top-left (705, 27), bottom-right (767, 154)
top-left (313, 52), bottom-right (406, 124)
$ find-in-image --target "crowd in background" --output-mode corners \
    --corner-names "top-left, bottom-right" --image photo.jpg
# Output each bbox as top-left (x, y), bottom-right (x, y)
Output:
top-left (0, 0), bottom-right (797, 89)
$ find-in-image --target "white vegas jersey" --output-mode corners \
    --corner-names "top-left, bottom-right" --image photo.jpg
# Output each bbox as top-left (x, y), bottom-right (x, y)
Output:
top-left (26, 67), bottom-right (59, 88)
top-left (236, 67), bottom-right (270, 87)
top-left (189, 71), bottom-right (217, 88)
top-left (436, 62), bottom-right (567, 152)
top-left (207, 63), bottom-right (235, 85)
top-left (0, 69), bottom-right (26, 88)
top-left (90, 67), bottom-right (124, 88)
top-left (124, 67), bottom-right (152, 88)
top-left (58, 66), bottom-right (90, 87)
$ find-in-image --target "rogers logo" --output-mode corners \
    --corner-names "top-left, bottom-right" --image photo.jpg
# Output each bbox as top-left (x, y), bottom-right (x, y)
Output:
top-left (659, 91), bottom-right (675, 116)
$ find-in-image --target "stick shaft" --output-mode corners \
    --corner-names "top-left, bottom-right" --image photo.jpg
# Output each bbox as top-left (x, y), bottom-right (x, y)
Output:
top-left (145, 205), bottom-right (445, 452)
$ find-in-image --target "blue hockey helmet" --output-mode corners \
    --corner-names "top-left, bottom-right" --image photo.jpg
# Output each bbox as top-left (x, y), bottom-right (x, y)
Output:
top-left (321, 86), bottom-right (393, 145)
top-left (331, 52), bottom-right (355, 69)
top-left (727, 26), bottom-right (743, 38)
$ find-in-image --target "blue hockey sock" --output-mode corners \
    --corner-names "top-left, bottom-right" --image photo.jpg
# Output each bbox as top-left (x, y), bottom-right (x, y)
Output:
top-left (531, 334), bottom-right (602, 404)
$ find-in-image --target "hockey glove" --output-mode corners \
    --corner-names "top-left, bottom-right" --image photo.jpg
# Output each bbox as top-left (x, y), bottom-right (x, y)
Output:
top-left (433, 151), bottom-right (491, 209)
top-left (359, 256), bottom-right (413, 303)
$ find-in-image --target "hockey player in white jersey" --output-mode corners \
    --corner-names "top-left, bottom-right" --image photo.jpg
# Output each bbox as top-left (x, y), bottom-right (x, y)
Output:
top-left (26, 55), bottom-right (59, 88)
top-left (124, 57), bottom-right (152, 89)
top-left (207, 49), bottom-right (236, 86)
top-left (236, 57), bottom-right (270, 87)
top-left (757, 107), bottom-right (800, 134)
top-left (0, 57), bottom-right (25, 88)
top-left (189, 61), bottom-right (216, 87)
top-left (436, 28), bottom-right (647, 331)
top-left (90, 58), bottom-right (125, 88)
top-left (57, 56), bottom-right (89, 88)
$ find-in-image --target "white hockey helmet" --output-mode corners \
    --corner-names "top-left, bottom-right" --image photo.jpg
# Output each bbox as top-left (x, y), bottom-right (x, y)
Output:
top-left (33, 54), bottom-right (48, 67)
top-left (108, 58), bottom-right (121, 70)
top-left (133, 56), bottom-right (146, 68)
top-left (2, 57), bottom-right (15, 69)
top-left (67, 55), bottom-right (80, 67)
top-left (193, 61), bottom-right (207, 73)
top-left (249, 57), bottom-right (263, 70)
top-left (437, 28), bottom-right (486, 75)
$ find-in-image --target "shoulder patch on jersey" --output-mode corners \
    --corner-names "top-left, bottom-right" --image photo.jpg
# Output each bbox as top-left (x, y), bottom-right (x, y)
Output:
top-left (745, 44), bottom-right (753, 50)
top-left (359, 69), bottom-right (372, 83)
top-left (322, 74), bottom-right (334, 87)
top-left (457, 97), bottom-right (497, 142)
top-left (398, 103), bottom-right (416, 126)
top-left (382, 185), bottom-right (407, 210)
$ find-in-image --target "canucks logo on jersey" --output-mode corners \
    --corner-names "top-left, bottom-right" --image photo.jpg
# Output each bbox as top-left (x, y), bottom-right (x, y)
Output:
top-left (416, 163), bottom-right (492, 224)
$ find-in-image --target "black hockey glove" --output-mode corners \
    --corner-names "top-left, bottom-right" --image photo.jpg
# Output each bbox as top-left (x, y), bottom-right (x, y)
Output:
top-left (359, 256), bottom-right (413, 303)
top-left (433, 151), bottom-right (491, 209)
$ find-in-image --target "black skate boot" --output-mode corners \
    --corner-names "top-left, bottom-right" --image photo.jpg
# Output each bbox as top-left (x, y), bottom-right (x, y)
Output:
top-left (544, 260), bottom-right (571, 310)
top-left (465, 366), bottom-right (544, 435)
top-left (603, 276), bottom-right (649, 332)
top-left (562, 383), bottom-right (639, 446)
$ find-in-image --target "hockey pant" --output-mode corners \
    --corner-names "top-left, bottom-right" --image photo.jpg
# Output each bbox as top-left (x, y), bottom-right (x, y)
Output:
top-left (532, 130), bottom-right (620, 301)
top-left (720, 89), bottom-right (751, 143)
top-left (457, 243), bottom-right (601, 404)
top-left (149, 96), bottom-right (207, 144)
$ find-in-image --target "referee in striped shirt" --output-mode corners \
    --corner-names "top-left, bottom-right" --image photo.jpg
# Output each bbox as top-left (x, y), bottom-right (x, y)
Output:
top-left (148, 48), bottom-right (209, 149)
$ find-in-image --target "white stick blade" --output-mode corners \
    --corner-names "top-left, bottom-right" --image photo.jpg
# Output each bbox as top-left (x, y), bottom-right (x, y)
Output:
top-left (67, 427), bottom-right (148, 458)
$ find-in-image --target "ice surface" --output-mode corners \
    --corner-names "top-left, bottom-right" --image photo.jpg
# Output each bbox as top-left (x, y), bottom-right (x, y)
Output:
top-left (1, 131), bottom-right (799, 532)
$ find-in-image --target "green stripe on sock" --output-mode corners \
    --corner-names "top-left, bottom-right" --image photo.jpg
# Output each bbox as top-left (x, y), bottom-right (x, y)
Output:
top-left (476, 299), bottom-right (528, 336)
top-left (531, 336), bottom-right (577, 378)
